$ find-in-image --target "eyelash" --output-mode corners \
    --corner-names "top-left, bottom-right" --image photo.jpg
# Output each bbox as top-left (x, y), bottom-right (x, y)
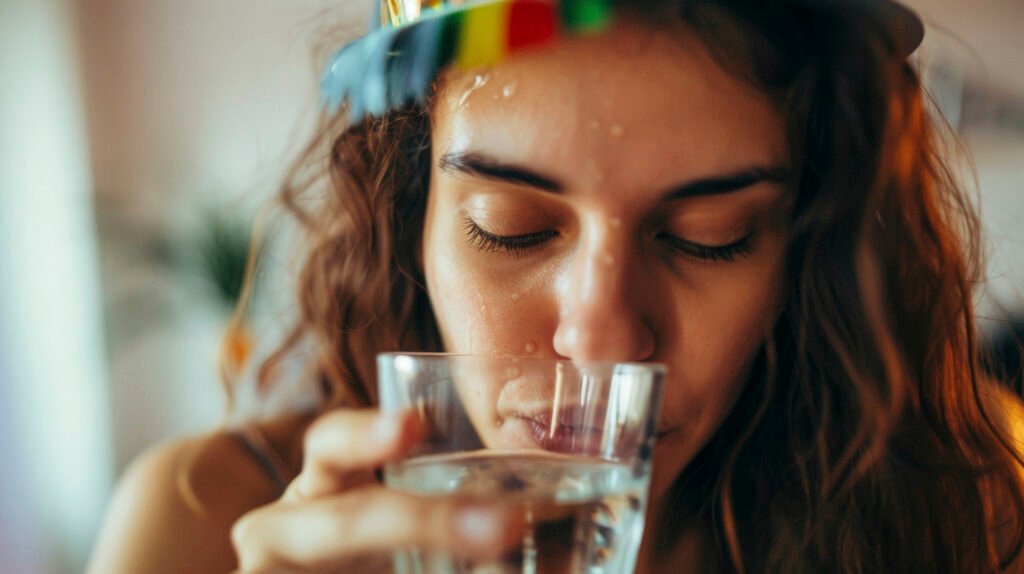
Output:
top-left (463, 218), bottom-right (559, 258)
top-left (656, 232), bottom-right (755, 262)
top-left (463, 218), bottom-right (755, 262)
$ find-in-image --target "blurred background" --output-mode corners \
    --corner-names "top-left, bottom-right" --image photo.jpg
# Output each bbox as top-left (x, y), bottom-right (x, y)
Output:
top-left (0, 0), bottom-right (1021, 572)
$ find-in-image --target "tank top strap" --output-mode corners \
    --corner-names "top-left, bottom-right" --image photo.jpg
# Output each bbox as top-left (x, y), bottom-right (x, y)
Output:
top-left (233, 422), bottom-right (293, 495)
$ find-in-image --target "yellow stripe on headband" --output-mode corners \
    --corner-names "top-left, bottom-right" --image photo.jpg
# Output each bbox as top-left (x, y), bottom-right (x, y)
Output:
top-left (456, 1), bottom-right (510, 68)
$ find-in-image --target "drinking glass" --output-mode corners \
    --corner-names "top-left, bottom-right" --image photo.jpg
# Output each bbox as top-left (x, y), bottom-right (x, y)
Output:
top-left (377, 353), bottom-right (665, 574)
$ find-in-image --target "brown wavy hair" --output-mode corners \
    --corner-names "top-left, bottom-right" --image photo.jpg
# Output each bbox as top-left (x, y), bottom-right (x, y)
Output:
top-left (230, 1), bottom-right (1024, 571)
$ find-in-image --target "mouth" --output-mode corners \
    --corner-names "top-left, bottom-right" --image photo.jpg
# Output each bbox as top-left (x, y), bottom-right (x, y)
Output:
top-left (503, 404), bottom-right (671, 456)
top-left (513, 411), bottom-right (606, 454)
top-left (494, 373), bottom-right (672, 453)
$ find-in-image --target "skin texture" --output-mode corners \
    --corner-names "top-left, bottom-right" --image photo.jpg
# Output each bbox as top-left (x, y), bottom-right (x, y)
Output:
top-left (423, 17), bottom-right (792, 502)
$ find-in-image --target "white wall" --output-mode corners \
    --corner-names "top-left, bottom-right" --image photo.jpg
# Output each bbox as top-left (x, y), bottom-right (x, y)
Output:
top-left (905, 0), bottom-right (1024, 319)
top-left (907, 0), bottom-right (1024, 96)
top-left (0, 1), bottom-right (113, 572)
top-left (77, 0), bottom-right (372, 476)
top-left (79, 0), bottom-right (368, 205)
top-left (0, 2), bottom-right (371, 572)
top-left (971, 131), bottom-right (1024, 317)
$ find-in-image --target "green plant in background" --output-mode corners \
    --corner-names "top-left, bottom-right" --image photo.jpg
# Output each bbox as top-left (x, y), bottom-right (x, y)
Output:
top-left (196, 208), bottom-right (257, 309)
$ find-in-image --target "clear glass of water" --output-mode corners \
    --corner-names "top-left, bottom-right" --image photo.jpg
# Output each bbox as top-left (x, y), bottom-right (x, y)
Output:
top-left (377, 353), bottom-right (666, 574)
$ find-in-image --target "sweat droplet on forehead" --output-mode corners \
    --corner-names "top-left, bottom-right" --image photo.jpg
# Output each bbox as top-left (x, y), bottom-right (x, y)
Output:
top-left (502, 80), bottom-right (519, 98)
top-left (457, 73), bottom-right (491, 108)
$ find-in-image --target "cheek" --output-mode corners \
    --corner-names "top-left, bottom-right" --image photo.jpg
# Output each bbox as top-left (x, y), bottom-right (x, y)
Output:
top-left (647, 253), bottom-right (785, 495)
top-left (424, 230), bottom-right (555, 356)
top-left (424, 227), bottom-right (562, 447)
top-left (663, 254), bottom-right (782, 411)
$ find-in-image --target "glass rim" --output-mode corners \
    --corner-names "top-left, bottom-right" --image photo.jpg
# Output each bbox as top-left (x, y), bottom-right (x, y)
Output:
top-left (376, 351), bottom-right (668, 374)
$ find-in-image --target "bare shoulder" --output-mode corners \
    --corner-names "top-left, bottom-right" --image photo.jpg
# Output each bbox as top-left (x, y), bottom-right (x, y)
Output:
top-left (87, 419), bottom-right (304, 574)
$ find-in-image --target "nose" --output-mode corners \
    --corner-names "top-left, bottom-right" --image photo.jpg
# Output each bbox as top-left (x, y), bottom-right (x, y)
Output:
top-left (552, 227), bottom-right (656, 363)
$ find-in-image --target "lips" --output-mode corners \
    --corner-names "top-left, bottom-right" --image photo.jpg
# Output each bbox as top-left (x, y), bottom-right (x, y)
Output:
top-left (493, 368), bottom-right (664, 454)
top-left (517, 411), bottom-right (606, 454)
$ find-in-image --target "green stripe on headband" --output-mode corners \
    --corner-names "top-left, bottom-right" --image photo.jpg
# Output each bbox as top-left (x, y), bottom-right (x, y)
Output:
top-left (561, 0), bottom-right (611, 32)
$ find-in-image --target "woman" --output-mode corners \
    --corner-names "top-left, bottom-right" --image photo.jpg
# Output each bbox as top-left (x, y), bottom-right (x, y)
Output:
top-left (89, 0), bottom-right (1024, 572)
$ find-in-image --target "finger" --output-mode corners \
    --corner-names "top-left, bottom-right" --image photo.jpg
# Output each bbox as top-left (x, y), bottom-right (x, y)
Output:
top-left (233, 487), bottom-right (523, 572)
top-left (290, 409), bottom-right (426, 500)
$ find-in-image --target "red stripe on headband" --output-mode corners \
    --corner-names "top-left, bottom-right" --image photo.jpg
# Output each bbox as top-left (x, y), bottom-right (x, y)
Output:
top-left (507, 0), bottom-right (559, 52)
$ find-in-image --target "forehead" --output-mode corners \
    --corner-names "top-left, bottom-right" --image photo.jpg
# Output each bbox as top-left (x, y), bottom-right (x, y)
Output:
top-left (432, 17), bottom-right (787, 196)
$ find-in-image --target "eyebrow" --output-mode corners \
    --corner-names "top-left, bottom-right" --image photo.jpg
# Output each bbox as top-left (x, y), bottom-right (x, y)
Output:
top-left (439, 151), bottom-right (563, 192)
top-left (664, 165), bottom-right (792, 200)
top-left (438, 151), bottom-right (790, 199)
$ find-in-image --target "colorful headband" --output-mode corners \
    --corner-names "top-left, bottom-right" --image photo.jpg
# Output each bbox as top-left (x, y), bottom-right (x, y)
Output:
top-left (320, 0), bottom-right (611, 119)
top-left (321, 0), bottom-right (923, 121)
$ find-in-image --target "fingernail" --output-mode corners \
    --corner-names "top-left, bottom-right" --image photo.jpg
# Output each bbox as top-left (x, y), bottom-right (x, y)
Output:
top-left (456, 506), bottom-right (504, 545)
top-left (373, 412), bottom-right (403, 443)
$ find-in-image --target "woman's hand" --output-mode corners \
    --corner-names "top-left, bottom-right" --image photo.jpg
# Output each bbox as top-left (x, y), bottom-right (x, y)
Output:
top-left (231, 409), bottom-right (523, 573)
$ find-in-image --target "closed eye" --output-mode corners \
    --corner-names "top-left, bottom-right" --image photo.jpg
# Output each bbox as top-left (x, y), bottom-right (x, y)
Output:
top-left (657, 232), bottom-right (755, 262)
top-left (463, 218), bottom-right (558, 257)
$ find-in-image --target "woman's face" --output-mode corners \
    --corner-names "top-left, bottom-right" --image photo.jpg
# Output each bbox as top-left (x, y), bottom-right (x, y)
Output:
top-left (422, 18), bottom-right (791, 498)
